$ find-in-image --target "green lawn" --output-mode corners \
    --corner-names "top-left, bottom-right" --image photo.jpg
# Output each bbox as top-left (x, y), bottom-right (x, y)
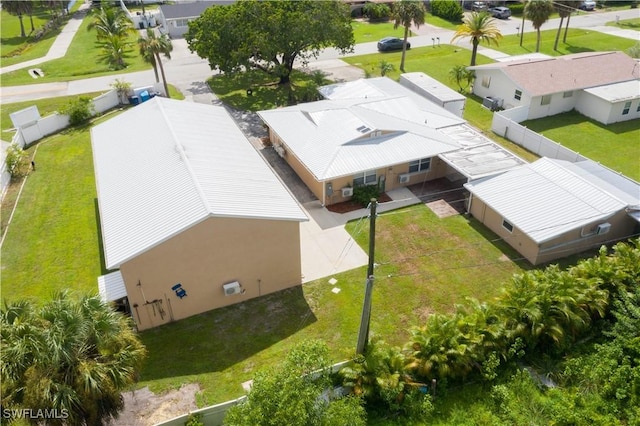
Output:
top-left (606, 17), bottom-right (640, 29)
top-left (497, 28), bottom-right (636, 56)
top-left (0, 14), bottom-right (151, 87)
top-left (522, 111), bottom-right (640, 181)
top-left (352, 20), bottom-right (408, 44)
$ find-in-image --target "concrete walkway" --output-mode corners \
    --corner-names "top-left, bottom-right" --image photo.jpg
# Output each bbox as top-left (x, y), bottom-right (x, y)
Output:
top-left (0, 1), bottom-right (92, 75)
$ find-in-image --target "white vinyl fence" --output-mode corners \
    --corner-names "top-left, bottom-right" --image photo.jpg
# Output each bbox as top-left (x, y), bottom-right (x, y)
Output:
top-left (11, 90), bottom-right (120, 149)
top-left (492, 106), bottom-right (587, 163)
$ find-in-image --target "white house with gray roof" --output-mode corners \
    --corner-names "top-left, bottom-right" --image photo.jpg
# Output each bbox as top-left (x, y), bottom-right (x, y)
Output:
top-left (468, 51), bottom-right (640, 124)
top-left (465, 157), bottom-right (640, 265)
top-left (158, 1), bottom-right (232, 38)
top-left (92, 97), bottom-right (307, 330)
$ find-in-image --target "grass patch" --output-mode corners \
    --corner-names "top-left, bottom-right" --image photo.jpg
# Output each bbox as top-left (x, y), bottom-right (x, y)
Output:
top-left (495, 28), bottom-right (636, 57)
top-left (606, 17), bottom-right (640, 29)
top-left (425, 13), bottom-right (462, 31)
top-left (0, 14), bottom-right (151, 87)
top-left (522, 110), bottom-right (640, 181)
top-left (352, 20), bottom-right (408, 44)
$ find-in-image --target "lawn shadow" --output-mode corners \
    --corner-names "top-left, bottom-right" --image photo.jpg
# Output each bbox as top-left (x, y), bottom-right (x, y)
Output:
top-left (466, 215), bottom-right (534, 271)
top-left (93, 198), bottom-right (109, 275)
top-left (139, 285), bottom-right (317, 381)
top-left (522, 110), bottom-right (640, 135)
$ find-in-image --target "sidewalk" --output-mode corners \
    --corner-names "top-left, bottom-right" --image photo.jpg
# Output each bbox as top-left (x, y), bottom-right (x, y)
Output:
top-left (0, 1), bottom-right (91, 75)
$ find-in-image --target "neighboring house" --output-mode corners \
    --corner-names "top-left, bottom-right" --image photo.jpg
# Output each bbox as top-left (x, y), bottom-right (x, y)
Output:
top-left (465, 157), bottom-right (640, 265)
top-left (158, 1), bottom-right (232, 38)
top-left (258, 77), bottom-right (525, 206)
top-left (92, 97), bottom-right (307, 331)
top-left (468, 51), bottom-right (640, 124)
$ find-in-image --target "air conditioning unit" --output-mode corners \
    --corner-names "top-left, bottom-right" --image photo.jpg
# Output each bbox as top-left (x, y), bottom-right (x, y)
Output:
top-left (399, 174), bottom-right (410, 184)
top-left (341, 187), bottom-right (353, 197)
top-left (596, 223), bottom-right (611, 235)
top-left (223, 281), bottom-right (242, 296)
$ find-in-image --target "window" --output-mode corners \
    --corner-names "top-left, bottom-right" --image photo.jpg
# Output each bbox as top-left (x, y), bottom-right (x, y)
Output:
top-left (622, 101), bottom-right (632, 115)
top-left (541, 95), bottom-right (551, 106)
top-left (563, 91), bottom-right (573, 98)
top-left (514, 90), bottom-right (522, 101)
top-left (353, 170), bottom-right (377, 186)
top-left (482, 76), bottom-right (491, 88)
top-left (502, 219), bottom-right (514, 233)
top-left (637, 103), bottom-right (640, 112)
top-left (175, 18), bottom-right (189, 27)
top-left (408, 158), bottom-right (431, 173)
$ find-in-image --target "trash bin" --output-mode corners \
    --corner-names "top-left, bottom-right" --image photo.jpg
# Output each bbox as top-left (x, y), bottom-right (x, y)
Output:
top-left (140, 90), bottom-right (150, 102)
top-left (128, 96), bottom-right (140, 106)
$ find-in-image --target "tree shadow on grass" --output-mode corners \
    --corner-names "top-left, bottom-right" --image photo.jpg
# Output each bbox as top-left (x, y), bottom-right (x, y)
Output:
top-left (139, 285), bottom-right (317, 381)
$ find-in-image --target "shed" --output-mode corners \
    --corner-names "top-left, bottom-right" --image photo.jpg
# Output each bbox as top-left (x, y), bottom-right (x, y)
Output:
top-left (399, 72), bottom-right (467, 118)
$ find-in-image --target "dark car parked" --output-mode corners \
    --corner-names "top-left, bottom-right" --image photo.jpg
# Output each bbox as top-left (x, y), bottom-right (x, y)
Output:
top-left (377, 37), bottom-right (410, 52)
top-left (488, 6), bottom-right (511, 19)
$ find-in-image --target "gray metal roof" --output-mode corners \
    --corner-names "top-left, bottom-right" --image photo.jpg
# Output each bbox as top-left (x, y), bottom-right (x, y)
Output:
top-left (98, 271), bottom-right (127, 302)
top-left (92, 97), bottom-right (306, 269)
top-left (583, 80), bottom-right (640, 103)
top-left (464, 157), bottom-right (630, 243)
top-left (159, 1), bottom-right (231, 20)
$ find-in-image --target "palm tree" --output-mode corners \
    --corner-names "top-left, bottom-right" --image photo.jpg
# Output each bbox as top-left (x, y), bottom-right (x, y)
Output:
top-left (519, 0), bottom-right (527, 46)
top-left (524, 0), bottom-right (554, 52)
top-left (87, 4), bottom-right (134, 41)
top-left (2, 1), bottom-right (29, 37)
top-left (553, 1), bottom-right (573, 51)
top-left (392, 0), bottom-right (426, 72)
top-left (1, 292), bottom-right (146, 425)
top-left (97, 33), bottom-right (131, 70)
top-left (448, 65), bottom-right (474, 92)
top-left (138, 28), bottom-right (173, 97)
top-left (451, 12), bottom-right (502, 66)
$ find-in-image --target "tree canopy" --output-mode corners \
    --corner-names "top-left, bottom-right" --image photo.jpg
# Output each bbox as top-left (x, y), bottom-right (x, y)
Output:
top-left (525, 0), bottom-right (554, 52)
top-left (0, 292), bottom-right (146, 425)
top-left (451, 11), bottom-right (502, 66)
top-left (185, 0), bottom-right (354, 85)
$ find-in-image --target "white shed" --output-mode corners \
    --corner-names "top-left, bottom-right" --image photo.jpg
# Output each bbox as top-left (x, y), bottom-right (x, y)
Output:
top-left (399, 72), bottom-right (466, 118)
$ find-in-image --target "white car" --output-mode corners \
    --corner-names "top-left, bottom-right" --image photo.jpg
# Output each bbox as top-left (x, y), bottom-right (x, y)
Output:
top-left (579, 1), bottom-right (596, 11)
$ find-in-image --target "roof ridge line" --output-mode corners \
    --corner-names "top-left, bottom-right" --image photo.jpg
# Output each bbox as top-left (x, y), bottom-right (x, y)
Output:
top-left (157, 98), bottom-right (214, 215)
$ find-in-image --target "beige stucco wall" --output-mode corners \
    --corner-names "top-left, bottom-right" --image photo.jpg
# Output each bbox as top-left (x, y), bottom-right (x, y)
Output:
top-left (468, 197), bottom-right (637, 265)
top-left (120, 216), bottom-right (302, 330)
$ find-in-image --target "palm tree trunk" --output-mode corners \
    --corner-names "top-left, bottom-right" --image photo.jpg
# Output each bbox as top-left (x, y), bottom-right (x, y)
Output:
top-left (563, 14), bottom-right (571, 43)
top-left (536, 28), bottom-right (541, 52)
top-left (471, 40), bottom-right (479, 66)
top-left (520, 3), bottom-right (526, 46)
top-left (152, 62), bottom-right (159, 83)
top-left (29, 14), bottom-right (35, 33)
top-left (18, 14), bottom-right (26, 38)
top-left (400, 25), bottom-right (409, 72)
top-left (155, 53), bottom-right (170, 98)
top-left (553, 17), bottom-right (564, 51)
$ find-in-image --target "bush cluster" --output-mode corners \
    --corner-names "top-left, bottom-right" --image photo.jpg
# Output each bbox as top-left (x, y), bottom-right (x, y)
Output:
top-left (430, 0), bottom-right (463, 23)
top-left (352, 184), bottom-right (381, 207)
top-left (60, 96), bottom-right (95, 126)
top-left (362, 3), bottom-right (391, 21)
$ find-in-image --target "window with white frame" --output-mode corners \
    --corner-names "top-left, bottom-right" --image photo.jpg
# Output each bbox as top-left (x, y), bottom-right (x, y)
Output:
top-left (175, 18), bottom-right (189, 27)
top-left (408, 158), bottom-right (431, 173)
top-left (563, 91), bottom-right (573, 98)
top-left (622, 101), bottom-right (632, 115)
top-left (502, 219), bottom-right (514, 233)
top-left (353, 170), bottom-right (377, 186)
top-left (541, 95), bottom-right (551, 105)
top-left (514, 90), bottom-right (522, 101)
top-left (482, 76), bottom-right (491, 88)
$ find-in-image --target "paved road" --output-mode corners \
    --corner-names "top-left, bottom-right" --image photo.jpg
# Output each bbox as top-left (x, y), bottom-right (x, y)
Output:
top-left (0, 7), bottom-right (637, 104)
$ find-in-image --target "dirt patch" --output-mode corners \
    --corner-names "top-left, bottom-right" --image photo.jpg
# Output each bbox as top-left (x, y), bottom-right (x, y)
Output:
top-left (326, 192), bottom-right (393, 214)
top-left (112, 384), bottom-right (200, 426)
top-left (425, 199), bottom-right (460, 218)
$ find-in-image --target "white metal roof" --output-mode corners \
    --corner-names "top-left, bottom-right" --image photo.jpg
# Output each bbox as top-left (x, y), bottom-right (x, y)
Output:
top-left (464, 157), bottom-right (629, 243)
top-left (258, 96), bottom-right (461, 181)
top-left (98, 271), bottom-right (127, 302)
top-left (262, 77), bottom-right (523, 181)
top-left (583, 80), bottom-right (640, 103)
top-left (399, 72), bottom-right (466, 103)
top-left (92, 97), bottom-right (306, 269)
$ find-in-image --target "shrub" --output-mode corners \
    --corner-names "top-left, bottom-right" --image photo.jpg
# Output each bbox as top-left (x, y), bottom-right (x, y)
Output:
top-left (60, 96), bottom-right (95, 126)
top-left (5, 143), bottom-right (29, 178)
top-left (509, 3), bottom-right (524, 15)
top-left (363, 3), bottom-right (391, 21)
top-left (430, 0), bottom-right (463, 23)
top-left (352, 184), bottom-right (381, 207)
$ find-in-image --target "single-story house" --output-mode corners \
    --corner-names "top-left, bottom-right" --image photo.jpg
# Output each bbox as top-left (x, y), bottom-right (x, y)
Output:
top-left (158, 1), bottom-right (232, 38)
top-left (258, 77), bottom-right (525, 206)
top-left (92, 97), bottom-right (307, 331)
top-left (465, 157), bottom-right (640, 265)
top-left (468, 51), bottom-right (640, 124)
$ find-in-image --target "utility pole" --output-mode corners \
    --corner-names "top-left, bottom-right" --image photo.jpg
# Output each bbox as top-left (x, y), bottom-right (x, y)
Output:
top-left (356, 198), bottom-right (377, 355)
